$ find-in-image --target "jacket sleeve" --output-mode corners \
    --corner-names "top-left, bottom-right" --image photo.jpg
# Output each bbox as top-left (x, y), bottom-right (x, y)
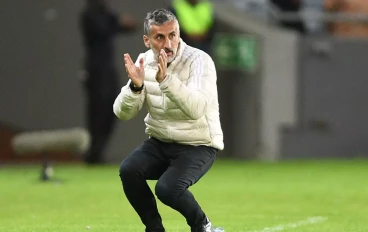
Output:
top-left (113, 54), bottom-right (146, 120)
top-left (159, 53), bottom-right (217, 120)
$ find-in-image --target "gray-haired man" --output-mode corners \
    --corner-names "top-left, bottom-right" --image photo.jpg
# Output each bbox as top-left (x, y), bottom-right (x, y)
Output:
top-left (113, 9), bottom-right (224, 232)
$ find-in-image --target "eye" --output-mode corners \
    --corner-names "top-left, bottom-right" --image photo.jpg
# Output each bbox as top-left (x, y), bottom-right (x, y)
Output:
top-left (170, 34), bottom-right (175, 39)
top-left (157, 35), bottom-right (163, 40)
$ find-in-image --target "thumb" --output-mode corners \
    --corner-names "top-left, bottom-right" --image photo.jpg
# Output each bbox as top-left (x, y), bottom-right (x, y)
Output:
top-left (139, 57), bottom-right (144, 68)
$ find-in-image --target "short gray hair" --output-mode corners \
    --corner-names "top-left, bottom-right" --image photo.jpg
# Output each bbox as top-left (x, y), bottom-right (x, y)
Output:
top-left (144, 9), bottom-right (178, 36)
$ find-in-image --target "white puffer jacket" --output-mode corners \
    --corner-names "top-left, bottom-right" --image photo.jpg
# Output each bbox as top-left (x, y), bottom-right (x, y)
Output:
top-left (113, 39), bottom-right (224, 150)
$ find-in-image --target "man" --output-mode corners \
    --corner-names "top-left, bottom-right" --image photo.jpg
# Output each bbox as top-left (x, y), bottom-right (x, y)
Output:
top-left (168, 0), bottom-right (216, 55)
top-left (113, 8), bottom-right (224, 232)
top-left (80, 0), bottom-right (136, 164)
top-left (270, 0), bottom-right (306, 33)
top-left (324, 0), bottom-right (368, 38)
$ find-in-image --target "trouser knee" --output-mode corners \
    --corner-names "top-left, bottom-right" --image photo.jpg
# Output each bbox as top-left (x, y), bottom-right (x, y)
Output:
top-left (155, 180), bottom-right (183, 206)
top-left (119, 160), bottom-right (138, 182)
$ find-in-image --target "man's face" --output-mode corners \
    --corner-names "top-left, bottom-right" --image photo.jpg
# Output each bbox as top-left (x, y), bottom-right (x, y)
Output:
top-left (143, 20), bottom-right (180, 64)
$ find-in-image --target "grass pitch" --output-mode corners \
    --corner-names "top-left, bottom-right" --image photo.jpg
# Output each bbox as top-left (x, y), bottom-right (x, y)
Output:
top-left (1, 159), bottom-right (367, 232)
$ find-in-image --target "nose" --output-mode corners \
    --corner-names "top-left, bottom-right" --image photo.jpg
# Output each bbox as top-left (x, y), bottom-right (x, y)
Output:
top-left (165, 38), bottom-right (171, 48)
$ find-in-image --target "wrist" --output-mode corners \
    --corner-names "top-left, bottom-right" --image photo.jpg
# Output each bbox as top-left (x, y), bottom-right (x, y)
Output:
top-left (157, 74), bottom-right (166, 83)
top-left (129, 82), bottom-right (144, 93)
top-left (158, 74), bottom-right (170, 87)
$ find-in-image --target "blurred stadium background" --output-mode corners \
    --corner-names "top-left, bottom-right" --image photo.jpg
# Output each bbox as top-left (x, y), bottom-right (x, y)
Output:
top-left (1, 0), bottom-right (368, 231)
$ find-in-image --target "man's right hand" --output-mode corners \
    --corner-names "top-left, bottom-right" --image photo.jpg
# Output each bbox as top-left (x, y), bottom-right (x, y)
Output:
top-left (124, 54), bottom-right (144, 87)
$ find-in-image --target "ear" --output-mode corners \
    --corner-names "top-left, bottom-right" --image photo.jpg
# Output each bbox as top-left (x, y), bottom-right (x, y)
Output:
top-left (143, 35), bottom-right (150, 48)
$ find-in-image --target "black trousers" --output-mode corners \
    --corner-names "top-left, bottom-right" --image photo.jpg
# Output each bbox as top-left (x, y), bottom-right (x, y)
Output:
top-left (119, 137), bottom-right (217, 232)
top-left (84, 67), bottom-right (119, 164)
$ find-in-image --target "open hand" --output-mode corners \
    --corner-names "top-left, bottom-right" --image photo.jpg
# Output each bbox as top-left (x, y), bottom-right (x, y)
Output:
top-left (124, 53), bottom-right (144, 87)
top-left (156, 49), bottom-right (167, 83)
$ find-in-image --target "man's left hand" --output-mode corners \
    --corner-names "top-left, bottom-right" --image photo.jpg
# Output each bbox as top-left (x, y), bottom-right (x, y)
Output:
top-left (156, 49), bottom-right (167, 83)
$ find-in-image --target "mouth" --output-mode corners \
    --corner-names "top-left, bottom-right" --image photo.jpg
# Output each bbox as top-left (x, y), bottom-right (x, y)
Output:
top-left (165, 51), bottom-right (173, 57)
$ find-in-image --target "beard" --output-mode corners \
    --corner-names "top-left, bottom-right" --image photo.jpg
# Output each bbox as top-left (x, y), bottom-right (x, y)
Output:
top-left (150, 45), bottom-right (176, 64)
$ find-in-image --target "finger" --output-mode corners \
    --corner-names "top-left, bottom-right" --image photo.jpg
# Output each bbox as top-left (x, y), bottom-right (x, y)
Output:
top-left (161, 50), bottom-right (167, 66)
top-left (126, 62), bottom-right (136, 76)
top-left (125, 60), bottom-right (133, 71)
top-left (124, 54), bottom-right (130, 65)
top-left (125, 53), bottom-right (135, 66)
top-left (160, 54), bottom-right (166, 67)
top-left (139, 57), bottom-right (144, 69)
top-left (129, 62), bottom-right (136, 75)
top-left (163, 49), bottom-right (168, 61)
top-left (159, 55), bottom-right (163, 66)
top-left (125, 57), bottom-right (135, 71)
top-left (125, 63), bottom-right (133, 75)
top-left (125, 64), bottom-right (131, 77)
top-left (126, 56), bottom-right (136, 70)
top-left (158, 63), bottom-right (162, 74)
top-left (127, 57), bottom-right (134, 67)
top-left (160, 49), bottom-right (166, 61)
top-left (129, 56), bottom-right (136, 66)
top-left (124, 54), bottom-right (137, 78)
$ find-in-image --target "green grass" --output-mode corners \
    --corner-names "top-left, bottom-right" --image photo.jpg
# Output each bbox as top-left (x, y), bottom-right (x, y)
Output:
top-left (1, 159), bottom-right (368, 232)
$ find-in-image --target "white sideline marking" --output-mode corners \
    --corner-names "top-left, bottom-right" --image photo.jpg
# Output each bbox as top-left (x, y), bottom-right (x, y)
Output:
top-left (252, 216), bottom-right (328, 232)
